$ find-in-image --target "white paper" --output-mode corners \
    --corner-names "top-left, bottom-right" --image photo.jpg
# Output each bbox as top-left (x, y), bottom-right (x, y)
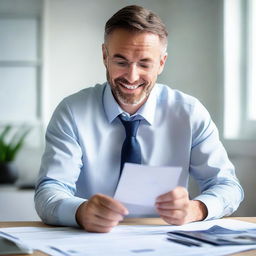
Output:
top-left (1, 219), bottom-right (256, 256)
top-left (114, 163), bottom-right (184, 216)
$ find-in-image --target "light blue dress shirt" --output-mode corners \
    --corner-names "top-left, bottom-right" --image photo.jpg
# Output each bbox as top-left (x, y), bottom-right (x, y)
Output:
top-left (35, 82), bottom-right (243, 227)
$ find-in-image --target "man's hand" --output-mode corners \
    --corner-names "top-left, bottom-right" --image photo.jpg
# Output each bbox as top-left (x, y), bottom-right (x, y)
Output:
top-left (76, 193), bottom-right (128, 233)
top-left (155, 186), bottom-right (207, 225)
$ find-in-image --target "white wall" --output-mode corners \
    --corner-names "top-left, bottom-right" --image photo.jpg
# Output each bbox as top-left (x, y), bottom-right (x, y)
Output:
top-left (161, 0), bottom-right (223, 128)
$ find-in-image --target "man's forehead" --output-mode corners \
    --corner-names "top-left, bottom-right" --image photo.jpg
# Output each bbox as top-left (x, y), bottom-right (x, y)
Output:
top-left (107, 29), bottom-right (161, 47)
top-left (106, 28), bottom-right (162, 57)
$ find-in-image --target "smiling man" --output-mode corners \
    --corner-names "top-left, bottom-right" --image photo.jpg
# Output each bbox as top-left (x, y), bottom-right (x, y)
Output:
top-left (103, 28), bottom-right (167, 114)
top-left (35, 5), bottom-right (243, 233)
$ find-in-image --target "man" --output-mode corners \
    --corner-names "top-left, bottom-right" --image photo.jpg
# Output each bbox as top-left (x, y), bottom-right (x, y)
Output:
top-left (35, 5), bottom-right (243, 233)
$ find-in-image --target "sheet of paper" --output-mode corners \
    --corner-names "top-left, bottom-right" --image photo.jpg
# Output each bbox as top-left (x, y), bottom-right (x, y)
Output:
top-left (114, 163), bottom-right (184, 216)
top-left (1, 219), bottom-right (256, 256)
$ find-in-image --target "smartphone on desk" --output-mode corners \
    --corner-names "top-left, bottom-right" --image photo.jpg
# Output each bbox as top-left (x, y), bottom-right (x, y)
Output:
top-left (167, 225), bottom-right (256, 246)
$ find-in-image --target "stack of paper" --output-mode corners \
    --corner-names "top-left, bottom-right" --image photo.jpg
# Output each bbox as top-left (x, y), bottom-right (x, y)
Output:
top-left (1, 219), bottom-right (256, 256)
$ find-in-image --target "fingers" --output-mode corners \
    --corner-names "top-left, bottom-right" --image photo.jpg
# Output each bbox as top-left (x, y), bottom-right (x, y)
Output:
top-left (155, 187), bottom-right (189, 214)
top-left (155, 187), bottom-right (190, 226)
top-left (156, 197), bottom-right (189, 210)
top-left (156, 186), bottom-right (188, 203)
top-left (76, 193), bottom-right (129, 233)
top-left (83, 218), bottom-right (120, 233)
top-left (93, 203), bottom-right (124, 221)
top-left (97, 194), bottom-right (128, 216)
top-left (160, 215), bottom-right (187, 226)
top-left (157, 200), bottom-right (208, 225)
top-left (156, 208), bottom-right (188, 225)
top-left (156, 206), bottom-right (189, 225)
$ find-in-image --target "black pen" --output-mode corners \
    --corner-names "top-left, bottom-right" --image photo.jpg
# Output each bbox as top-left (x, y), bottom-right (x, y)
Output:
top-left (167, 236), bottom-right (202, 247)
top-left (49, 246), bottom-right (71, 256)
top-left (167, 237), bottom-right (193, 247)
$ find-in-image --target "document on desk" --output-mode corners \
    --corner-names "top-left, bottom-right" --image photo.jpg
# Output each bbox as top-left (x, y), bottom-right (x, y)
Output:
top-left (1, 219), bottom-right (256, 256)
top-left (114, 163), bottom-right (184, 216)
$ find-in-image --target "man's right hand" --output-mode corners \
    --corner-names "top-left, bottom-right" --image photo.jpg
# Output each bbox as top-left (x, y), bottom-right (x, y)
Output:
top-left (76, 193), bottom-right (129, 233)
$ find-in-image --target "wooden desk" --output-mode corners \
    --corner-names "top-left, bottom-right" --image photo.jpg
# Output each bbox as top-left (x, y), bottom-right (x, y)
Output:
top-left (1, 217), bottom-right (256, 256)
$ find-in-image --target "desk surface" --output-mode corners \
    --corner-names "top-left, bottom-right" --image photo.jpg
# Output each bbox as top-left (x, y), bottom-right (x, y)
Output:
top-left (1, 217), bottom-right (256, 256)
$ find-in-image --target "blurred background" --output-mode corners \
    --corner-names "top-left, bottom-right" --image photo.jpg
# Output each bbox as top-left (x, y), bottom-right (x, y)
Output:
top-left (0, 0), bottom-right (255, 221)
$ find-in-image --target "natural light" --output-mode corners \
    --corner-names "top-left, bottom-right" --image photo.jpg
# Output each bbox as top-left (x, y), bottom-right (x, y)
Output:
top-left (248, 0), bottom-right (256, 121)
top-left (224, 0), bottom-right (241, 139)
top-left (224, 0), bottom-right (256, 139)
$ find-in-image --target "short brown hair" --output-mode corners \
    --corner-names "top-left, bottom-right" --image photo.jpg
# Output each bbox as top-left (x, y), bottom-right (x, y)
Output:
top-left (104, 5), bottom-right (168, 51)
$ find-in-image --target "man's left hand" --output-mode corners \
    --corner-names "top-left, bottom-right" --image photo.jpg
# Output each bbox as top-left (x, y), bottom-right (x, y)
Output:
top-left (155, 186), bottom-right (207, 225)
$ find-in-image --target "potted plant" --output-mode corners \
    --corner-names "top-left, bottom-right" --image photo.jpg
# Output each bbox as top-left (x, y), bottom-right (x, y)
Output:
top-left (0, 124), bottom-right (30, 184)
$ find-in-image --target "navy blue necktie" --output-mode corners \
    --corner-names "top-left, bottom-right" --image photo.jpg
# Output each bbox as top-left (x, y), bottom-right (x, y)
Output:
top-left (119, 117), bottom-right (141, 176)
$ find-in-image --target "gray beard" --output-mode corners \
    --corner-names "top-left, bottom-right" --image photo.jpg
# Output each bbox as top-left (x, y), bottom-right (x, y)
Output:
top-left (106, 71), bottom-right (152, 106)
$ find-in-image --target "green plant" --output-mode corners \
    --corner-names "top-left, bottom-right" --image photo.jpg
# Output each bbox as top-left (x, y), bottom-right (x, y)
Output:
top-left (0, 125), bottom-right (30, 163)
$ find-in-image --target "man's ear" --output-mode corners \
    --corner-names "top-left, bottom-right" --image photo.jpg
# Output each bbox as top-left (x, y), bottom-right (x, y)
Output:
top-left (102, 44), bottom-right (107, 67)
top-left (158, 53), bottom-right (168, 75)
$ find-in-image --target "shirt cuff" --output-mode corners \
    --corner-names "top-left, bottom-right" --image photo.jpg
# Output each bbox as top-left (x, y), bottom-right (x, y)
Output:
top-left (57, 197), bottom-right (87, 227)
top-left (193, 194), bottom-right (223, 221)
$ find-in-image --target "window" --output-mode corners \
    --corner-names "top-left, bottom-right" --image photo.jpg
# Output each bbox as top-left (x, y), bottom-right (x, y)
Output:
top-left (0, 3), bottom-right (42, 147)
top-left (247, 0), bottom-right (256, 121)
top-left (0, 18), bottom-right (39, 121)
top-left (224, 0), bottom-right (256, 139)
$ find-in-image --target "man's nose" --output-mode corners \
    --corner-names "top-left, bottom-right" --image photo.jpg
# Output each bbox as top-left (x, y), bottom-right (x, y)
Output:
top-left (125, 63), bottom-right (140, 83)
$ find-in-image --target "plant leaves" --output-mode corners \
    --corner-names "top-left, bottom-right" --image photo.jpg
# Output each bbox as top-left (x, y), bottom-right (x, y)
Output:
top-left (8, 127), bottom-right (31, 161)
top-left (0, 125), bottom-right (31, 163)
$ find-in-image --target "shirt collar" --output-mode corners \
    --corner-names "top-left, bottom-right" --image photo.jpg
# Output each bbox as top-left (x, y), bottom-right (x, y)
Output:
top-left (103, 82), bottom-right (157, 125)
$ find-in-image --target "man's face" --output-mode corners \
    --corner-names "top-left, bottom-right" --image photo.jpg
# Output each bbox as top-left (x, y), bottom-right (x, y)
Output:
top-left (102, 28), bottom-right (167, 113)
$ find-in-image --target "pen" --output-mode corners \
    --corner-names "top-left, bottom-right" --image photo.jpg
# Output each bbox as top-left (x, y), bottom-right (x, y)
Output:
top-left (167, 237), bottom-right (194, 247)
top-left (166, 236), bottom-right (202, 247)
top-left (49, 246), bottom-right (71, 256)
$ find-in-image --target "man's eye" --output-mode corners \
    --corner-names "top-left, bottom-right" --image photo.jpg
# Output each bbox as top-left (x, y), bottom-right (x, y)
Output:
top-left (114, 61), bottom-right (128, 67)
top-left (139, 63), bottom-right (150, 69)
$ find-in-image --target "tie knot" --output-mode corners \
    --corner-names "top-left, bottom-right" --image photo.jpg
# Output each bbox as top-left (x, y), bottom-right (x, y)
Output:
top-left (120, 118), bottom-right (140, 137)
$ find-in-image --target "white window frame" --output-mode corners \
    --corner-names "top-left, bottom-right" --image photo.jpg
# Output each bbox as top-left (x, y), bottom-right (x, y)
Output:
top-left (0, 15), bottom-right (43, 147)
top-left (224, 0), bottom-right (256, 140)
top-left (246, 0), bottom-right (256, 135)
